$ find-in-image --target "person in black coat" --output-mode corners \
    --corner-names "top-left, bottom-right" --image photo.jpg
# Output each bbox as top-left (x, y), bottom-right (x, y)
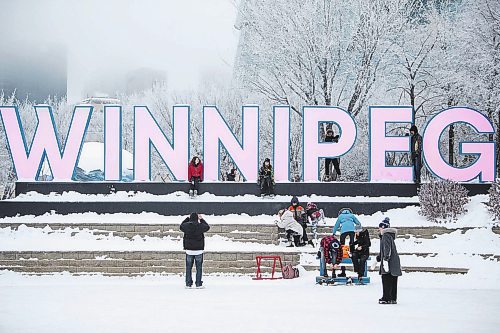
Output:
top-left (180, 213), bottom-right (210, 288)
top-left (376, 217), bottom-right (402, 304)
top-left (410, 125), bottom-right (423, 184)
top-left (324, 129), bottom-right (341, 181)
top-left (350, 224), bottom-right (371, 283)
top-left (258, 158), bottom-right (275, 197)
top-left (226, 168), bottom-right (237, 181)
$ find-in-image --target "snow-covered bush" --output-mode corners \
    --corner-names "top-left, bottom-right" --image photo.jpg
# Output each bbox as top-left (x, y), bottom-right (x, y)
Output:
top-left (418, 179), bottom-right (469, 222)
top-left (487, 179), bottom-right (500, 221)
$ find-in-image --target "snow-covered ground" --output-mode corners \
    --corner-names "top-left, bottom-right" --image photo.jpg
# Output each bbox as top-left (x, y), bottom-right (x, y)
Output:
top-left (0, 270), bottom-right (499, 333)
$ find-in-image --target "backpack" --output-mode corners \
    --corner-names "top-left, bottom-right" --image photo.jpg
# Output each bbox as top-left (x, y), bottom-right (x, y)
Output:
top-left (283, 263), bottom-right (300, 279)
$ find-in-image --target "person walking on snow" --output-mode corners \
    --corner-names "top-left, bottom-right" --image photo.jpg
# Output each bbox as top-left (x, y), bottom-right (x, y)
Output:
top-left (180, 213), bottom-right (210, 288)
top-left (410, 125), bottom-right (423, 185)
top-left (332, 208), bottom-right (361, 246)
top-left (376, 217), bottom-right (402, 304)
top-left (188, 156), bottom-right (203, 197)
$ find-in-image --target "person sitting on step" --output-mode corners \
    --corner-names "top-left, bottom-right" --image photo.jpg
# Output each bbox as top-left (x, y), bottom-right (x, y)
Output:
top-left (258, 158), bottom-right (275, 197)
top-left (276, 209), bottom-right (304, 247)
top-left (288, 196), bottom-right (314, 247)
top-left (188, 156), bottom-right (203, 197)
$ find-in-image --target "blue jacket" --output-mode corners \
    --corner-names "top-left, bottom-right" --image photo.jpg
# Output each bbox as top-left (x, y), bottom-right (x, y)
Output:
top-left (333, 210), bottom-right (361, 235)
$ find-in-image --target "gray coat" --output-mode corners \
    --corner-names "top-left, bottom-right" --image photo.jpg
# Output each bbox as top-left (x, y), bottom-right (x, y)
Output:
top-left (378, 228), bottom-right (402, 276)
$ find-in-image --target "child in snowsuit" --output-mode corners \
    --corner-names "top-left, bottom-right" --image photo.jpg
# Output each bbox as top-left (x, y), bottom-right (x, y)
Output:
top-left (351, 224), bottom-right (371, 283)
top-left (319, 235), bottom-right (343, 278)
top-left (188, 156), bottom-right (203, 197)
top-left (306, 202), bottom-right (325, 241)
top-left (276, 209), bottom-right (304, 247)
top-left (288, 196), bottom-right (314, 246)
top-left (259, 158), bottom-right (275, 197)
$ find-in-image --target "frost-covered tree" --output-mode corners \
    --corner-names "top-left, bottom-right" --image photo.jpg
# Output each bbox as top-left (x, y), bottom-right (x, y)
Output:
top-left (236, 0), bottom-right (414, 116)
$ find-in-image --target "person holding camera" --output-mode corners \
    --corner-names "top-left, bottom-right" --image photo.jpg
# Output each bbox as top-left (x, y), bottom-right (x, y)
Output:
top-left (180, 212), bottom-right (210, 288)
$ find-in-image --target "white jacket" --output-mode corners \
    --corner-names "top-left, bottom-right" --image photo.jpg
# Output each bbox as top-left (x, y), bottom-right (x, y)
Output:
top-left (276, 210), bottom-right (303, 234)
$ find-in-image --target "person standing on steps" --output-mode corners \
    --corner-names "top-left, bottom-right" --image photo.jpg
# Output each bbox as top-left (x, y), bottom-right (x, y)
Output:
top-left (410, 125), bottom-right (423, 185)
top-left (188, 156), bottom-right (203, 197)
top-left (180, 213), bottom-right (210, 288)
top-left (323, 128), bottom-right (341, 181)
top-left (376, 217), bottom-right (402, 304)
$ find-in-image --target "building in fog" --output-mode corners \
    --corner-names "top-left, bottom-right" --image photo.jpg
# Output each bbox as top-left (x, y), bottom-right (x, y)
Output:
top-left (0, 42), bottom-right (67, 102)
top-left (125, 68), bottom-right (167, 95)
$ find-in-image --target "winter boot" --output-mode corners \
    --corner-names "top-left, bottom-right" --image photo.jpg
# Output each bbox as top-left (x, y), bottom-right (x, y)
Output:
top-left (189, 190), bottom-right (194, 198)
top-left (308, 240), bottom-right (314, 247)
top-left (338, 267), bottom-right (346, 278)
top-left (194, 190), bottom-right (198, 197)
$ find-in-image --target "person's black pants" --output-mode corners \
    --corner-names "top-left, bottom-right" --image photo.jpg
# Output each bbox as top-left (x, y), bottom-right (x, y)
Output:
top-left (286, 230), bottom-right (302, 246)
top-left (340, 231), bottom-right (355, 246)
top-left (299, 221), bottom-right (309, 242)
top-left (190, 176), bottom-right (201, 192)
top-left (260, 177), bottom-right (274, 195)
top-left (325, 158), bottom-right (341, 176)
top-left (412, 157), bottom-right (422, 184)
top-left (352, 252), bottom-right (369, 276)
top-left (381, 274), bottom-right (398, 301)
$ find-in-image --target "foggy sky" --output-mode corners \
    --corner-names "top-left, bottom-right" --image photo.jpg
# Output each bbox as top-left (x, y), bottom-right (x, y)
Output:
top-left (0, 0), bottom-right (239, 102)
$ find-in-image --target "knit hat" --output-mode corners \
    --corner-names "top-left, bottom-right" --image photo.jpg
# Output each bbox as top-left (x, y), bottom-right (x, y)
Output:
top-left (264, 158), bottom-right (271, 163)
top-left (410, 125), bottom-right (418, 134)
top-left (189, 212), bottom-right (198, 222)
top-left (354, 224), bottom-right (363, 232)
top-left (379, 217), bottom-right (390, 229)
top-left (291, 196), bottom-right (299, 206)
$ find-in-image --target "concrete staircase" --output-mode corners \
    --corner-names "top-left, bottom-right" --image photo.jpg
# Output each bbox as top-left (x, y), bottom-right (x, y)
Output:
top-left (0, 251), bottom-right (300, 276)
top-left (0, 181), bottom-right (495, 277)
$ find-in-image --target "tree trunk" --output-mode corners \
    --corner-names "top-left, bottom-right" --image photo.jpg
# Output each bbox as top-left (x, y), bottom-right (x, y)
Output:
top-left (448, 124), bottom-right (454, 166)
top-left (497, 110), bottom-right (500, 179)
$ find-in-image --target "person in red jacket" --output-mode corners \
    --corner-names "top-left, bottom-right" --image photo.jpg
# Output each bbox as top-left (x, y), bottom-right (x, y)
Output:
top-left (188, 156), bottom-right (203, 197)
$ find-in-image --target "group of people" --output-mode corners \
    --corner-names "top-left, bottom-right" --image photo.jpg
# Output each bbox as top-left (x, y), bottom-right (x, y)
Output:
top-left (179, 209), bottom-right (402, 304)
top-left (186, 124), bottom-right (423, 198)
top-left (318, 210), bottom-right (401, 304)
top-left (275, 196), bottom-right (325, 247)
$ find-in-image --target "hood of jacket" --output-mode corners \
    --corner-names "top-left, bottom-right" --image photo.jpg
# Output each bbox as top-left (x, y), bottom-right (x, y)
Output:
top-left (381, 227), bottom-right (397, 237)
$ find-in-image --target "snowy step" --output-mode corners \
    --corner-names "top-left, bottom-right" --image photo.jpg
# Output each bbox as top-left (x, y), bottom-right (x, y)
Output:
top-left (0, 251), bottom-right (300, 276)
top-left (0, 200), bottom-right (416, 218)
top-left (301, 264), bottom-right (469, 274)
top-left (0, 223), bottom-right (480, 244)
top-left (15, 181), bottom-right (490, 197)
